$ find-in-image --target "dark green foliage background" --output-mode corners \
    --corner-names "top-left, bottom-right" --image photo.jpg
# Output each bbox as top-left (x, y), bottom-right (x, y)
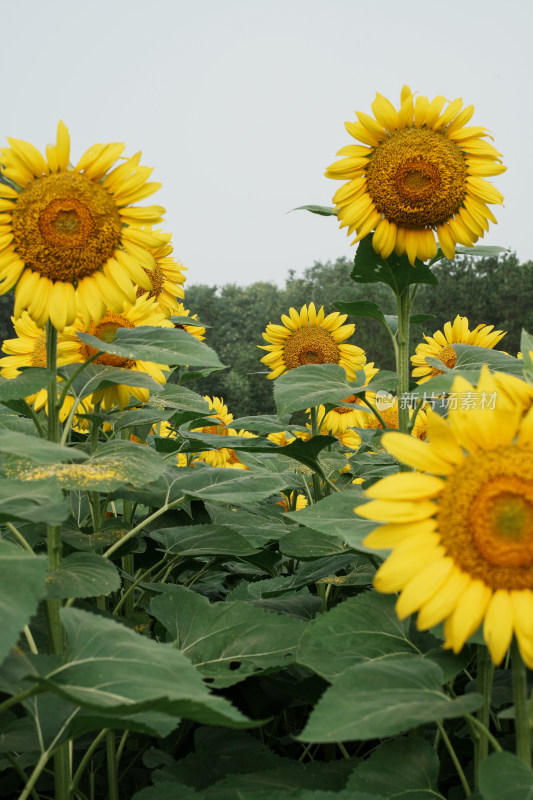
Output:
top-left (179, 252), bottom-right (532, 416)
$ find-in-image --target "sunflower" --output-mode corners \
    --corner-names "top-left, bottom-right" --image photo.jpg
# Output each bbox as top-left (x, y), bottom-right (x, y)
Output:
top-left (259, 302), bottom-right (365, 380)
top-left (68, 294), bottom-right (172, 410)
top-left (191, 396), bottom-right (234, 467)
top-left (317, 362), bottom-right (379, 435)
top-left (136, 229), bottom-right (187, 317)
top-left (362, 397), bottom-right (429, 440)
top-left (0, 311), bottom-right (90, 420)
top-left (0, 121), bottom-right (165, 329)
top-left (356, 367), bottom-right (533, 667)
top-left (325, 86), bottom-right (506, 265)
top-left (277, 492), bottom-right (308, 512)
top-left (411, 315), bottom-right (506, 383)
top-left (172, 302), bottom-right (206, 341)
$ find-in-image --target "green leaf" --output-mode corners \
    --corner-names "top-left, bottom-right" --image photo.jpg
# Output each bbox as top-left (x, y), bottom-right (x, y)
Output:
top-left (151, 588), bottom-right (306, 687)
top-left (351, 235), bottom-right (439, 292)
top-left (173, 468), bottom-right (288, 504)
top-left (299, 656), bottom-right (483, 742)
top-left (346, 737), bottom-right (444, 799)
top-left (0, 478), bottom-right (68, 524)
top-left (76, 326), bottom-right (224, 367)
top-left (246, 554), bottom-right (356, 597)
top-left (230, 415), bottom-right (306, 435)
top-left (59, 362), bottom-right (161, 400)
top-left (292, 204), bottom-right (337, 216)
top-left (150, 524), bottom-right (259, 556)
top-left (410, 314), bottom-right (435, 324)
top-left (46, 553), bottom-right (121, 600)
top-left (274, 364), bottom-right (365, 415)
top-left (334, 300), bottom-right (388, 327)
top-left (478, 751), bottom-right (533, 800)
top-left (0, 368), bottom-right (54, 402)
top-left (207, 504), bottom-right (292, 547)
top-left (33, 608), bottom-right (251, 726)
top-left (453, 344), bottom-right (524, 376)
top-left (285, 489), bottom-right (378, 552)
top-left (0, 541), bottom-right (48, 666)
top-left (0, 431), bottom-right (87, 464)
top-left (455, 245), bottom-right (509, 257)
top-left (169, 314), bottom-right (209, 328)
top-left (280, 527), bottom-right (347, 559)
top-left (520, 330), bottom-right (533, 377)
top-left (149, 384), bottom-right (211, 413)
top-left (106, 407), bottom-right (176, 432)
top-left (297, 593), bottom-right (420, 682)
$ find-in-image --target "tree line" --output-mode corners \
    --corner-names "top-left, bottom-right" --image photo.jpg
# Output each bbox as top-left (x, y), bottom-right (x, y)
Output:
top-left (0, 252), bottom-right (530, 418)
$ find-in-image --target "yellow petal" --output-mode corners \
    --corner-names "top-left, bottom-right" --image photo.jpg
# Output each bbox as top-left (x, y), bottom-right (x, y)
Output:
top-left (381, 431), bottom-right (456, 475)
top-left (483, 590), bottom-right (513, 665)
top-left (365, 472), bottom-right (445, 500)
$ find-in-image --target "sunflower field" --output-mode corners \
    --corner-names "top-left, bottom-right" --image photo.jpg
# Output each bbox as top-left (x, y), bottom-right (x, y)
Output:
top-left (0, 86), bottom-right (532, 800)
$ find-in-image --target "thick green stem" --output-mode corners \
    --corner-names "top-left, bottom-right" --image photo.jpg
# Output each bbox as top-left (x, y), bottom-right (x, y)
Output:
top-left (396, 287), bottom-right (411, 435)
top-left (511, 638), bottom-right (532, 766)
top-left (475, 645), bottom-right (495, 780)
top-left (45, 321), bottom-right (70, 800)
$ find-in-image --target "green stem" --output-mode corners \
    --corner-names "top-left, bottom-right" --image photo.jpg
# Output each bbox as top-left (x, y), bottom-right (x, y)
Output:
top-left (396, 287), bottom-right (411, 436)
top-left (511, 638), bottom-right (532, 766)
top-left (5, 521), bottom-right (35, 554)
top-left (56, 351), bottom-right (102, 410)
top-left (309, 407), bottom-right (323, 503)
top-left (121, 553), bottom-right (135, 617)
top-left (436, 720), bottom-right (471, 797)
top-left (45, 320), bottom-right (70, 800)
top-left (69, 729), bottom-right (108, 797)
top-left (359, 396), bottom-right (389, 430)
top-left (465, 714), bottom-right (502, 753)
top-left (20, 399), bottom-right (46, 439)
top-left (5, 753), bottom-right (40, 800)
top-left (102, 496), bottom-right (186, 560)
top-left (112, 555), bottom-right (167, 616)
top-left (106, 730), bottom-right (119, 800)
top-left (0, 685), bottom-right (41, 716)
top-left (475, 645), bottom-right (495, 778)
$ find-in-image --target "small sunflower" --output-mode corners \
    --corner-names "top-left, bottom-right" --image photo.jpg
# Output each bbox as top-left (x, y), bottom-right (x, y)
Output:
top-left (0, 121), bottom-right (165, 329)
top-left (362, 397), bottom-right (429, 440)
top-left (277, 492), bottom-right (308, 511)
top-left (172, 302), bottom-right (206, 341)
top-left (317, 362), bottom-right (379, 435)
top-left (136, 229), bottom-right (187, 317)
top-left (259, 302), bottom-right (365, 380)
top-left (326, 86), bottom-right (506, 265)
top-left (68, 295), bottom-right (172, 410)
top-left (191, 396), bottom-right (234, 467)
top-left (0, 311), bottom-right (89, 420)
top-left (411, 315), bottom-right (506, 384)
top-left (356, 368), bottom-right (533, 667)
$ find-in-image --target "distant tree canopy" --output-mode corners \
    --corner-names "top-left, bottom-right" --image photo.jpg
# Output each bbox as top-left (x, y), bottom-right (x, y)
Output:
top-left (0, 252), bottom-right (530, 418)
top-left (182, 251), bottom-right (532, 417)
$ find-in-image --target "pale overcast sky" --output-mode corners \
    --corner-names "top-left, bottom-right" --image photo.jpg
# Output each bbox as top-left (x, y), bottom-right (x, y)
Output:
top-left (2, 0), bottom-right (531, 290)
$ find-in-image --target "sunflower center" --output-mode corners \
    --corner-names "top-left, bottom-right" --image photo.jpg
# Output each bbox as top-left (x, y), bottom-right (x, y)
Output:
top-left (282, 328), bottom-right (340, 370)
top-left (430, 343), bottom-right (457, 376)
top-left (366, 128), bottom-right (467, 228)
top-left (80, 312), bottom-right (135, 369)
top-left (11, 172), bottom-right (122, 282)
top-left (31, 331), bottom-right (48, 367)
top-left (334, 394), bottom-right (359, 414)
top-left (366, 406), bottom-right (399, 430)
top-left (137, 264), bottom-right (164, 299)
top-left (437, 446), bottom-right (533, 589)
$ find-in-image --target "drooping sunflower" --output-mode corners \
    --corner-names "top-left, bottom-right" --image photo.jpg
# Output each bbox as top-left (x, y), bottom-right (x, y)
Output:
top-left (172, 302), bottom-right (206, 341)
top-left (411, 315), bottom-right (506, 383)
top-left (0, 121), bottom-right (165, 329)
top-left (356, 367), bottom-right (533, 667)
top-left (0, 311), bottom-right (90, 421)
top-left (136, 229), bottom-right (187, 317)
top-left (259, 302), bottom-right (365, 380)
top-left (325, 86), bottom-right (506, 265)
top-left (68, 294), bottom-right (172, 410)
